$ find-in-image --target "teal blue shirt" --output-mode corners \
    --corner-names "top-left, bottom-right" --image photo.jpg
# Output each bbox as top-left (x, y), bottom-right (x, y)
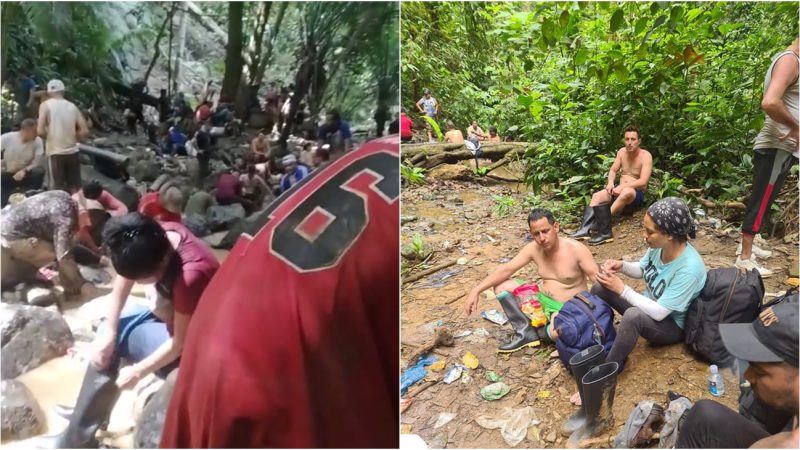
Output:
top-left (639, 244), bottom-right (706, 329)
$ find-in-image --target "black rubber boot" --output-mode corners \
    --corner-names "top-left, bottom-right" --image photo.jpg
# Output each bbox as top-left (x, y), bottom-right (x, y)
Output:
top-left (568, 362), bottom-right (620, 447)
top-left (496, 293), bottom-right (540, 353)
top-left (588, 203), bottom-right (613, 245)
top-left (570, 206), bottom-right (595, 240)
top-left (562, 344), bottom-right (606, 436)
top-left (37, 363), bottom-right (120, 448)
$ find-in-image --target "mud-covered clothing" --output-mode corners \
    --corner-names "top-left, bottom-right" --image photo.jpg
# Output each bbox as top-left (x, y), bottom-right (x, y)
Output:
top-left (0, 190), bottom-right (77, 261)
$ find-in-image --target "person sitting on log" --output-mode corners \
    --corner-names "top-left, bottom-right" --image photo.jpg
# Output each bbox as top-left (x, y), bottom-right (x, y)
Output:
top-left (1, 118), bottom-right (45, 206)
top-left (487, 126), bottom-right (502, 142)
top-left (250, 131), bottom-right (270, 163)
top-left (570, 125), bottom-right (652, 245)
top-left (444, 120), bottom-right (464, 144)
top-left (467, 120), bottom-right (487, 141)
top-left (464, 208), bottom-right (599, 354)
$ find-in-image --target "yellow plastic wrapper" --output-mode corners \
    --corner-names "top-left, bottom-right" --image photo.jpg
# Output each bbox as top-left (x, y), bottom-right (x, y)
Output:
top-left (429, 360), bottom-right (446, 371)
top-left (786, 278), bottom-right (800, 287)
top-left (462, 351), bottom-right (480, 369)
top-left (536, 390), bottom-right (551, 399)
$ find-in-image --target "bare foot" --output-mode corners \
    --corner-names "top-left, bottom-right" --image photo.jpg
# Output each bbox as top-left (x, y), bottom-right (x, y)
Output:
top-left (570, 391), bottom-right (582, 406)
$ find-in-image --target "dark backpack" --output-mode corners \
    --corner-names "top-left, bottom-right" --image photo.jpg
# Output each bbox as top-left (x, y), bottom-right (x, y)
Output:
top-left (553, 291), bottom-right (617, 370)
top-left (683, 268), bottom-right (764, 366)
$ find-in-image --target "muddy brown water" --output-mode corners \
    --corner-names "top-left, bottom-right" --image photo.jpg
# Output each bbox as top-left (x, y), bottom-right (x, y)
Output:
top-left (2, 235), bottom-right (230, 448)
top-left (401, 175), bottom-right (794, 448)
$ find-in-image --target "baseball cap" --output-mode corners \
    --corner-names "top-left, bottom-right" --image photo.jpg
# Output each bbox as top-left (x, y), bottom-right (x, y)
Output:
top-left (282, 154), bottom-right (297, 166)
top-left (719, 295), bottom-right (798, 367)
top-left (47, 79), bottom-right (65, 93)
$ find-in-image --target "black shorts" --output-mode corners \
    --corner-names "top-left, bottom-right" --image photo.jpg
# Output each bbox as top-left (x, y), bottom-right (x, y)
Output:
top-left (742, 148), bottom-right (797, 235)
top-left (48, 153), bottom-right (81, 193)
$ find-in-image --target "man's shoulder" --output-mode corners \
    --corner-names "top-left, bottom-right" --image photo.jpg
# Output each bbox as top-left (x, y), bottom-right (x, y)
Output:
top-left (639, 148), bottom-right (653, 159)
top-left (561, 236), bottom-right (590, 254)
top-left (1, 131), bottom-right (19, 142)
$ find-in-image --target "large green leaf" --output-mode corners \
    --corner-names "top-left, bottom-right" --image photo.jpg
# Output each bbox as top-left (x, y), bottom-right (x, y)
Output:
top-left (610, 8), bottom-right (625, 33)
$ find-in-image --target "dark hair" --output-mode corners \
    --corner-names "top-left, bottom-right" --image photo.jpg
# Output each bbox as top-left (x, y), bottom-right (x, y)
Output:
top-left (247, 164), bottom-right (256, 175)
top-left (447, 120), bottom-right (455, 129)
top-left (102, 213), bottom-right (171, 279)
top-left (82, 180), bottom-right (103, 200)
top-left (623, 124), bottom-right (640, 139)
top-left (326, 109), bottom-right (340, 121)
top-left (20, 118), bottom-right (36, 129)
top-left (314, 147), bottom-right (330, 161)
top-left (527, 208), bottom-right (556, 225)
top-left (489, 126), bottom-right (497, 133)
top-left (401, 107), bottom-right (407, 113)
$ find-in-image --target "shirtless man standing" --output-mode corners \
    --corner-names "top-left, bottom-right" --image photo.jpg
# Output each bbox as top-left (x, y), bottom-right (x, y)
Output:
top-left (571, 125), bottom-right (652, 245)
top-left (465, 208), bottom-right (599, 353)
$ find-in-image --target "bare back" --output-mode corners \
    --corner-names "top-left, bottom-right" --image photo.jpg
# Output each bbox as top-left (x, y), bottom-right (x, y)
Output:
top-left (525, 237), bottom-right (597, 302)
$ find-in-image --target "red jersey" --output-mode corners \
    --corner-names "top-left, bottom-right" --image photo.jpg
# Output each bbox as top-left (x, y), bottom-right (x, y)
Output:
top-left (215, 173), bottom-right (241, 202)
top-left (138, 192), bottom-right (182, 224)
top-left (160, 137), bottom-right (400, 448)
top-left (400, 113), bottom-right (413, 138)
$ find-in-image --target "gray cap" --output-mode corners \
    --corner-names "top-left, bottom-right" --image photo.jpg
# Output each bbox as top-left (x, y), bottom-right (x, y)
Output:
top-left (719, 294), bottom-right (798, 367)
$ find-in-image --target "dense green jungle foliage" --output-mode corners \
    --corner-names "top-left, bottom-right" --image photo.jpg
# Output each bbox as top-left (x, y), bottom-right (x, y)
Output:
top-left (402, 1), bottom-right (799, 216)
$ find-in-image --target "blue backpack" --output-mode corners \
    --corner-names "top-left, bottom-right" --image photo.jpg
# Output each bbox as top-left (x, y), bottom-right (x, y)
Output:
top-left (552, 291), bottom-right (617, 371)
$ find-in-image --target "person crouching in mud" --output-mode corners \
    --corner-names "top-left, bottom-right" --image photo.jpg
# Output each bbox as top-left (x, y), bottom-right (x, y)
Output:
top-left (37, 213), bottom-right (219, 448)
top-left (465, 208), bottom-right (599, 353)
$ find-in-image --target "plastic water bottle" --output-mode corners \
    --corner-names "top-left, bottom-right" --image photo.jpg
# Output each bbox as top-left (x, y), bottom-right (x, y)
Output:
top-left (708, 365), bottom-right (725, 396)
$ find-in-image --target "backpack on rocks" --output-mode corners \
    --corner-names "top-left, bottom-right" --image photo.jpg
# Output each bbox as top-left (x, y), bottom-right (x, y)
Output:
top-left (683, 268), bottom-right (764, 366)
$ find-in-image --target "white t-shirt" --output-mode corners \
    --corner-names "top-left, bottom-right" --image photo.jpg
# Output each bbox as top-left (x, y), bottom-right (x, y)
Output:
top-left (1, 131), bottom-right (44, 173)
top-left (754, 51), bottom-right (800, 157)
top-left (42, 98), bottom-right (82, 155)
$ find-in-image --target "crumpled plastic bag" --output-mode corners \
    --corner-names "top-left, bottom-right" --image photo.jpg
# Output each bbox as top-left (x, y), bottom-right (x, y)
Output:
top-left (462, 351), bottom-right (480, 369)
top-left (400, 355), bottom-right (438, 395)
top-left (475, 406), bottom-right (540, 446)
top-left (434, 412), bottom-right (456, 429)
top-left (480, 382), bottom-right (511, 401)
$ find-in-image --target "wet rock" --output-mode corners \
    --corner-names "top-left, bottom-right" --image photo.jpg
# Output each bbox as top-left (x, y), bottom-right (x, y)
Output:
top-left (128, 159), bottom-right (162, 183)
top-left (183, 213), bottom-right (211, 238)
top-left (134, 369), bottom-right (179, 448)
top-left (545, 429), bottom-right (557, 443)
top-left (206, 203), bottom-right (246, 232)
top-left (789, 257), bottom-right (799, 278)
top-left (25, 286), bottom-right (63, 307)
top-left (1, 380), bottom-right (45, 439)
top-left (401, 215), bottom-right (418, 225)
top-left (1, 304), bottom-right (74, 379)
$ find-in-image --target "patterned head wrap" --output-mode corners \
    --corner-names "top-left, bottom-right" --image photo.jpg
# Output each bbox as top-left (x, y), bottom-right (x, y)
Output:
top-left (647, 197), bottom-right (696, 240)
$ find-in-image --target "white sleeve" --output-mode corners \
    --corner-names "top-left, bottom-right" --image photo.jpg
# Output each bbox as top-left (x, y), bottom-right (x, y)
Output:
top-left (621, 261), bottom-right (644, 278)
top-left (621, 286), bottom-right (672, 321)
top-left (0, 132), bottom-right (10, 152)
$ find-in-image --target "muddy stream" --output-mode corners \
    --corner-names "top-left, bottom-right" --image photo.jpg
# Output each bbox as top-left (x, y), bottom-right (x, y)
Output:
top-left (400, 172), bottom-right (796, 448)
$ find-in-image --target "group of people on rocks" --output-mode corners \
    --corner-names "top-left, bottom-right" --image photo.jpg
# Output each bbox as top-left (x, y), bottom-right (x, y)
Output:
top-left (460, 37), bottom-right (798, 448)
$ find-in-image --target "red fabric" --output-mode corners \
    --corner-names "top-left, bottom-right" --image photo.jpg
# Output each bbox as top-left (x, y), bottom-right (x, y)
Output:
top-left (400, 113), bottom-right (413, 137)
top-left (195, 104), bottom-right (211, 122)
top-left (138, 192), bottom-right (182, 224)
top-left (98, 190), bottom-right (128, 217)
top-left (161, 137), bottom-right (400, 448)
top-left (160, 221), bottom-right (220, 334)
top-left (215, 173), bottom-right (241, 202)
top-left (752, 183), bottom-right (774, 233)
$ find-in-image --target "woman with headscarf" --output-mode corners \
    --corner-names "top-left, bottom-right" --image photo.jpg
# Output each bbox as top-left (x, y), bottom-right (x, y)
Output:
top-left (591, 197), bottom-right (707, 370)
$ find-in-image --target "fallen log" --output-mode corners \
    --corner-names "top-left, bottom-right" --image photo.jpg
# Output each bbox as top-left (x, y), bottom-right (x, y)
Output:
top-left (79, 144), bottom-right (130, 165)
top-left (403, 259), bottom-right (458, 284)
top-left (402, 142), bottom-right (529, 169)
top-left (678, 187), bottom-right (746, 210)
top-left (402, 142), bottom-right (529, 159)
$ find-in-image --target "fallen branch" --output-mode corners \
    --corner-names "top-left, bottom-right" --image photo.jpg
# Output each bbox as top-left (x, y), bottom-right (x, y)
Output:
top-left (407, 380), bottom-right (437, 398)
top-left (445, 292), bottom-right (466, 304)
top-left (678, 187), bottom-right (745, 210)
top-left (404, 327), bottom-right (455, 368)
top-left (486, 174), bottom-right (520, 183)
top-left (403, 259), bottom-right (458, 284)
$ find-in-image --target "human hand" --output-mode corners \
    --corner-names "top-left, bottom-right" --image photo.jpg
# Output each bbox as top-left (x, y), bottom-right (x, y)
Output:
top-left (465, 291), bottom-right (480, 316)
top-left (596, 271), bottom-right (625, 295)
top-left (12, 169), bottom-right (26, 182)
top-left (779, 126), bottom-right (799, 144)
top-left (601, 259), bottom-right (624, 275)
top-left (605, 183), bottom-right (615, 195)
top-left (116, 365), bottom-right (143, 390)
top-left (611, 185), bottom-right (624, 196)
top-left (91, 330), bottom-right (117, 370)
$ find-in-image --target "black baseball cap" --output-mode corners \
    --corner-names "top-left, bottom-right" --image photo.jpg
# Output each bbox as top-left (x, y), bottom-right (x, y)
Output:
top-left (719, 295), bottom-right (798, 367)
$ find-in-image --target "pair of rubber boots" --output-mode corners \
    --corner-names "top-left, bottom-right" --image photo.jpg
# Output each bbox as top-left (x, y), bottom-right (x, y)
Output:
top-left (570, 202), bottom-right (613, 245)
top-left (562, 344), bottom-right (619, 448)
top-left (495, 291), bottom-right (548, 353)
top-left (37, 362), bottom-right (120, 448)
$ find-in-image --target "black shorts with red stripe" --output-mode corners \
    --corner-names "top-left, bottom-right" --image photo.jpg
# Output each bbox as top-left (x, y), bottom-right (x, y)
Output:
top-left (742, 148), bottom-right (798, 235)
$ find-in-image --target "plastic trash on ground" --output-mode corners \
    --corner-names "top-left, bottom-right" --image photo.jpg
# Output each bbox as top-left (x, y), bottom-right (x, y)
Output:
top-left (433, 412), bottom-right (456, 429)
top-left (429, 360), bottom-right (446, 371)
top-left (486, 371), bottom-right (502, 382)
top-left (401, 355), bottom-right (438, 395)
top-left (481, 382), bottom-right (511, 400)
top-left (475, 406), bottom-right (540, 446)
top-left (481, 309), bottom-right (508, 325)
top-left (443, 365), bottom-right (464, 384)
top-left (462, 351), bottom-right (480, 369)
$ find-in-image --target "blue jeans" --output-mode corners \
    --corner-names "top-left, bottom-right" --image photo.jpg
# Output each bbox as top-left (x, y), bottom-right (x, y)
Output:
top-left (113, 303), bottom-right (178, 378)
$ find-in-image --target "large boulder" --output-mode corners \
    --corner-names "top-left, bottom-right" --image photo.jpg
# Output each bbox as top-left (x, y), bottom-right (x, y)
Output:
top-left (206, 203), bottom-right (246, 232)
top-left (428, 164), bottom-right (473, 181)
top-left (133, 369), bottom-right (179, 448)
top-left (1, 380), bottom-right (45, 440)
top-left (183, 213), bottom-right (211, 238)
top-left (128, 159), bottom-right (162, 183)
top-left (1, 304), bottom-right (74, 379)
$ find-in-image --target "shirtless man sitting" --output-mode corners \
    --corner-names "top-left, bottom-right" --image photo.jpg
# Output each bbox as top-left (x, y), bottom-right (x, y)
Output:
top-left (465, 208), bottom-right (599, 354)
top-left (571, 125), bottom-right (652, 245)
top-left (250, 131), bottom-right (270, 163)
top-left (444, 121), bottom-right (465, 144)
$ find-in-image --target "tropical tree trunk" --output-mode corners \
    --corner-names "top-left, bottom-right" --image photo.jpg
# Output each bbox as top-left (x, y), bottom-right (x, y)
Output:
top-left (220, 1), bottom-right (244, 103)
top-left (142, 8), bottom-right (172, 86)
top-left (172, 2), bottom-right (189, 94)
top-left (253, 2), bottom-right (288, 88)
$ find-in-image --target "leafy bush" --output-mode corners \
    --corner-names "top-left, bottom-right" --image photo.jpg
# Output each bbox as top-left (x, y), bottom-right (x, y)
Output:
top-left (401, 163), bottom-right (427, 185)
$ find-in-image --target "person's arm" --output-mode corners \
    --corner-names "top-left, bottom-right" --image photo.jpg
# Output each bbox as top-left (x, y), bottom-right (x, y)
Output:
top-left (465, 244), bottom-right (534, 314)
top-left (576, 243), bottom-right (600, 283)
top-left (620, 260), bottom-right (644, 278)
top-left (444, 132), bottom-right (452, 143)
top-left (250, 138), bottom-right (258, 154)
top-left (762, 53), bottom-right (800, 141)
top-left (76, 110), bottom-right (89, 140)
top-left (91, 274), bottom-right (135, 369)
top-left (37, 102), bottom-right (49, 138)
top-left (620, 286), bottom-right (672, 320)
top-left (416, 98), bottom-right (425, 113)
top-left (119, 312), bottom-right (188, 387)
top-left (434, 99), bottom-right (439, 115)
top-left (749, 428), bottom-right (798, 449)
top-left (99, 191), bottom-right (128, 217)
top-left (25, 138), bottom-right (45, 171)
top-left (606, 150), bottom-right (621, 193)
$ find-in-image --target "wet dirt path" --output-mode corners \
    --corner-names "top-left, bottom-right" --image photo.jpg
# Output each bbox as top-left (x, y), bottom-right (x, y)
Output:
top-left (400, 177), bottom-right (794, 448)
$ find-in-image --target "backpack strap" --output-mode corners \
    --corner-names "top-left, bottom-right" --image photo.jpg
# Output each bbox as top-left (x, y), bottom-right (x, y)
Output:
top-left (574, 292), bottom-right (596, 310)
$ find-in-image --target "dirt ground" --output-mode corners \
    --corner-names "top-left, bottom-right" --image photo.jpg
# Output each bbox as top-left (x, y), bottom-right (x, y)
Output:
top-left (399, 164), bottom-right (796, 448)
